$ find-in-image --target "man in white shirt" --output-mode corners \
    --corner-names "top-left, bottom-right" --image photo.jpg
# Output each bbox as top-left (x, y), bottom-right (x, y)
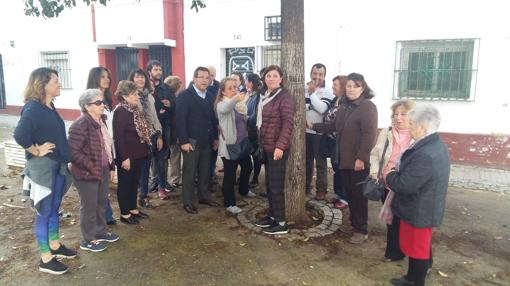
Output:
top-left (305, 63), bottom-right (335, 200)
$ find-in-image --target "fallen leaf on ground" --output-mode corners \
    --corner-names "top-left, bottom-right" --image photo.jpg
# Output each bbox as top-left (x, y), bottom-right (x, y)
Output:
top-left (239, 242), bottom-right (247, 247)
top-left (303, 237), bottom-right (310, 242)
top-left (0, 185), bottom-right (8, 190)
top-left (494, 236), bottom-right (503, 240)
top-left (438, 270), bottom-right (448, 277)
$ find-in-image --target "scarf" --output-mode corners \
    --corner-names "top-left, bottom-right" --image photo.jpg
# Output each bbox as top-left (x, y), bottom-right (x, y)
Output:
top-left (256, 87), bottom-right (282, 130)
top-left (99, 120), bottom-right (113, 164)
top-left (379, 125), bottom-right (413, 225)
top-left (120, 102), bottom-right (154, 145)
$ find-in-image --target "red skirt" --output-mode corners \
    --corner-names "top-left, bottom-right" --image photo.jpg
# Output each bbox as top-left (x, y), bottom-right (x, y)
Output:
top-left (399, 220), bottom-right (432, 259)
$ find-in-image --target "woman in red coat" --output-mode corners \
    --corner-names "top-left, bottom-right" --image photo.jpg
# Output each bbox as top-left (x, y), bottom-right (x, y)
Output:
top-left (253, 65), bottom-right (296, 235)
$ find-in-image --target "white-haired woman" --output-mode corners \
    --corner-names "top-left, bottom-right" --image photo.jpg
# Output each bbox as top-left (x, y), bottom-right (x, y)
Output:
top-left (385, 104), bottom-right (450, 286)
top-left (69, 89), bottom-right (119, 253)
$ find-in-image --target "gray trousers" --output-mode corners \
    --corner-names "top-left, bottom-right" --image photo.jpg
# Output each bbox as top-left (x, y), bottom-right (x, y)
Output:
top-left (306, 133), bottom-right (328, 193)
top-left (75, 167), bottom-right (109, 242)
top-left (168, 144), bottom-right (182, 184)
top-left (181, 146), bottom-right (211, 205)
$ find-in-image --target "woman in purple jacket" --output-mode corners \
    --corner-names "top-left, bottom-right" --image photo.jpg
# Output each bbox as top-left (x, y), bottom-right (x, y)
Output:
top-left (69, 89), bottom-right (119, 253)
top-left (253, 65), bottom-right (296, 235)
top-left (113, 81), bottom-right (152, 224)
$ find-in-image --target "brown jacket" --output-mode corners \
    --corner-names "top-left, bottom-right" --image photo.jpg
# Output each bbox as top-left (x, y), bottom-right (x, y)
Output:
top-left (314, 96), bottom-right (378, 170)
top-left (69, 113), bottom-right (114, 181)
top-left (259, 89), bottom-right (296, 152)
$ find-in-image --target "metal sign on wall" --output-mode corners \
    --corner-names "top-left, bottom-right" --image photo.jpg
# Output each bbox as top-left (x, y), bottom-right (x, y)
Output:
top-left (226, 47), bottom-right (255, 75)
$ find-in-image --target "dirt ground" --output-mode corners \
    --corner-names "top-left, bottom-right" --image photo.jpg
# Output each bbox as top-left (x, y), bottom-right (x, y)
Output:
top-left (0, 120), bottom-right (509, 286)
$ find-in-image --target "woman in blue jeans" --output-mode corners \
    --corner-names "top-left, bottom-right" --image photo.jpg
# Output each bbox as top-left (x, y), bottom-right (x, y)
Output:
top-left (14, 67), bottom-right (77, 274)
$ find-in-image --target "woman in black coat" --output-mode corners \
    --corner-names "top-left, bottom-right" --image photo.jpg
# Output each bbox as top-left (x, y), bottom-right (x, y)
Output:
top-left (385, 104), bottom-right (450, 286)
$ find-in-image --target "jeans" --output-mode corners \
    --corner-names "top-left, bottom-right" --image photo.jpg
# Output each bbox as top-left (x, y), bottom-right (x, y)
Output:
top-left (139, 155), bottom-right (152, 199)
top-left (105, 199), bottom-right (114, 222)
top-left (221, 155), bottom-right (253, 207)
top-left (153, 134), bottom-right (170, 188)
top-left (34, 165), bottom-right (64, 254)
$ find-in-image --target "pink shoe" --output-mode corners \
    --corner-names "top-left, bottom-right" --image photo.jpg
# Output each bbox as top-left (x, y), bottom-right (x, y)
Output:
top-left (334, 201), bottom-right (348, 210)
top-left (158, 188), bottom-right (169, 200)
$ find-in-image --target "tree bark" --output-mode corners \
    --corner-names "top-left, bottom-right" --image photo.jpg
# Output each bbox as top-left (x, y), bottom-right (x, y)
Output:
top-left (281, 0), bottom-right (306, 224)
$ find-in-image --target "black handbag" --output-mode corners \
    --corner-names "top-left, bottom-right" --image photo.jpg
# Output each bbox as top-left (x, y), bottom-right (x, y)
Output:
top-left (358, 129), bottom-right (391, 201)
top-left (226, 137), bottom-right (253, 161)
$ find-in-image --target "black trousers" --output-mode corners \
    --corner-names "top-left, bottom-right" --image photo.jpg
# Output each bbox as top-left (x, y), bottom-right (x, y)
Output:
top-left (117, 158), bottom-right (144, 215)
top-left (251, 154), bottom-right (262, 183)
top-left (340, 169), bottom-right (369, 234)
top-left (221, 156), bottom-right (253, 207)
top-left (406, 251), bottom-right (434, 286)
top-left (382, 190), bottom-right (405, 260)
top-left (265, 151), bottom-right (288, 222)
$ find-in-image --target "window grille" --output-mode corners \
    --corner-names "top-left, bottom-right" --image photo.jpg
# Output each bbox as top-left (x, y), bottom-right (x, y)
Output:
top-left (393, 39), bottom-right (479, 101)
top-left (40, 51), bottom-right (72, 89)
top-left (262, 45), bottom-right (281, 67)
top-left (265, 16), bottom-right (281, 41)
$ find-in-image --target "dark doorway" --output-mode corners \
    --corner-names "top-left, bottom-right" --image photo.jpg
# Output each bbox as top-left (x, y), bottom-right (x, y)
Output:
top-left (149, 45), bottom-right (172, 77)
top-left (0, 54), bottom-right (5, 109)
top-left (115, 47), bottom-right (139, 82)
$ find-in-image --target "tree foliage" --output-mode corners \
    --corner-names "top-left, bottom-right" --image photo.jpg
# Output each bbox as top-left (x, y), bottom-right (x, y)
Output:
top-left (24, 0), bottom-right (206, 18)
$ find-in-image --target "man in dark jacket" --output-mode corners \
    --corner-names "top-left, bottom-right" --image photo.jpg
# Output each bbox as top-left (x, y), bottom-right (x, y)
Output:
top-left (176, 66), bottom-right (219, 214)
top-left (147, 60), bottom-right (173, 200)
top-left (385, 104), bottom-right (450, 286)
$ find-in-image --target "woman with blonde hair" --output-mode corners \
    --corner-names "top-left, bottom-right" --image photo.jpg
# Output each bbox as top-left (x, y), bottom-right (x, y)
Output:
top-left (215, 77), bottom-right (254, 214)
top-left (370, 100), bottom-right (415, 262)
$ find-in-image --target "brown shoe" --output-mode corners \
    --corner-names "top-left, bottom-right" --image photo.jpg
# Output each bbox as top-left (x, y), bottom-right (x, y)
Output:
top-left (338, 224), bottom-right (354, 234)
top-left (349, 232), bottom-right (368, 244)
top-left (183, 204), bottom-right (198, 214)
top-left (315, 191), bottom-right (326, 201)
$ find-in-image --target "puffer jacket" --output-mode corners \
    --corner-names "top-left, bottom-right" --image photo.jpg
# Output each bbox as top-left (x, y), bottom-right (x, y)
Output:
top-left (68, 113), bottom-right (114, 181)
top-left (386, 133), bottom-right (450, 228)
top-left (259, 89), bottom-right (295, 152)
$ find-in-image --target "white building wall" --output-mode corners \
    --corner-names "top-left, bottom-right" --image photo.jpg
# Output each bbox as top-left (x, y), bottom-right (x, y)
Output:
top-left (0, 1), bottom-right (97, 111)
top-left (184, 0), bottom-right (510, 135)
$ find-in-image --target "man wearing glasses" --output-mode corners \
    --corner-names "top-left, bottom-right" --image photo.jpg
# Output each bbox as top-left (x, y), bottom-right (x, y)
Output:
top-left (176, 67), bottom-right (220, 214)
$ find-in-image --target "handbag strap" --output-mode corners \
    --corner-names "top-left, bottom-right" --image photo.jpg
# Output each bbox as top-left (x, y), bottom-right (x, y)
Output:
top-left (377, 127), bottom-right (392, 179)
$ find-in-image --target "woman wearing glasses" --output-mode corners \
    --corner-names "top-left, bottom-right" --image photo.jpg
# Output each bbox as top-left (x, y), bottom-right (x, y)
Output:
top-left (69, 89), bottom-right (119, 252)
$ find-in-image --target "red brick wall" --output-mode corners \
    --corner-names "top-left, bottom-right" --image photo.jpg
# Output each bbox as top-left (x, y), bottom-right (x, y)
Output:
top-left (439, 132), bottom-right (510, 170)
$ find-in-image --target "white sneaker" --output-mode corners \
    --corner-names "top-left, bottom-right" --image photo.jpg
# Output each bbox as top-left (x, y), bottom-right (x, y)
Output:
top-left (244, 190), bottom-right (257, 198)
top-left (226, 206), bottom-right (243, 214)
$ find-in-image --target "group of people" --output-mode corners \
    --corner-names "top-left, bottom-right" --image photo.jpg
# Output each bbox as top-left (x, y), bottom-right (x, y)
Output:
top-left (14, 61), bottom-right (450, 286)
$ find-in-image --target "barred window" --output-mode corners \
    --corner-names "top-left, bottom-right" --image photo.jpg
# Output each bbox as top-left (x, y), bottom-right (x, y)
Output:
top-left (393, 39), bottom-right (479, 101)
top-left (40, 51), bottom-right (72, 89)
top-left (262, 45), bottom-right (281, 67)
top-left (265, 16), bottom-right (281, 41)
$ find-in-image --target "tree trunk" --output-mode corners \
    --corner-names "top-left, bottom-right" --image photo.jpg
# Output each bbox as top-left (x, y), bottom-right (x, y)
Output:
top-left (281, 0), bottom-right (306, 224)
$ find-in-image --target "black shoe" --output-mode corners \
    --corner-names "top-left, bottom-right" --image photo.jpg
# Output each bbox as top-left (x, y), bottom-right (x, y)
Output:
top-left (254, 216), bottom-right (276, 228)
top-left (263, 222), bottom-right (289, 235)
top-left (39, 257), bottom-right (69, 275)
top-left (120, 216), bottom-right (139, 225)
top-left (390, 277), bottom-right (415, 286)
top-left (131, 211), bottom-right (149, 219)
top-left (183, 204), bottom-right (198, 214)
top-left (249, 181), bottom-right (259, 188)
top-left (138, 198), bottom-right (156, 209)
top-left (149, 181), bottom-right (158, 193)
top-left (106, 219), bottom-right (117, 225)
top-left (164, 182), bottom-right (177, 192)
top-left (50, 244), bottom-right (77, 259)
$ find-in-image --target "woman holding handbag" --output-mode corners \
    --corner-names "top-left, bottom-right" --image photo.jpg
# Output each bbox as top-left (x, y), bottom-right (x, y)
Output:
top-left (216, 77), bottom-right (254, 215)
top-left (370, 100), bottom-right (415, 262)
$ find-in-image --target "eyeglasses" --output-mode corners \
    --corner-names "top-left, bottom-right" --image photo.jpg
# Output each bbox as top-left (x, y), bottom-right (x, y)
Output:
top-left (86, 100), bottom-right (105, 106)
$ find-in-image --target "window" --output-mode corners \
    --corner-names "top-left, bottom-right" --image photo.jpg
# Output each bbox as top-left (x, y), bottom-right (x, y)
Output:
top-left (262, 45), bottom-right (281, 67)
top-left (265, 16), bottom-right (281, 41)
top-left (40, 51), bottom-right (72, 89)
top-left (393, 39), bottom-right (479, 101)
